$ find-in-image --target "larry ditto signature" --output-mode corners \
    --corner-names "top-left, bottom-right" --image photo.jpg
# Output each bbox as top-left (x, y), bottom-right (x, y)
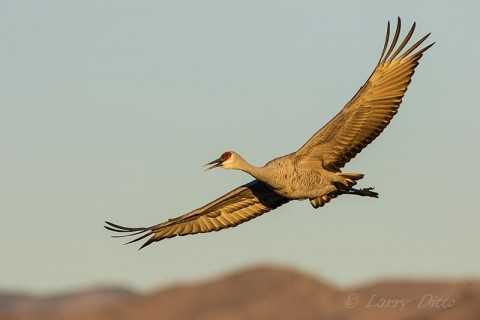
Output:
top-left (345, 293), bottom-right (456, 311)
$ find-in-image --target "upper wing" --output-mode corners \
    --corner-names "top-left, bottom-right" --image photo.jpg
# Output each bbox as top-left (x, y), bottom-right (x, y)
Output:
top-left (105, 180), bottom-right (289, 249)
top-left (295, 18), bottom-right (434, 172)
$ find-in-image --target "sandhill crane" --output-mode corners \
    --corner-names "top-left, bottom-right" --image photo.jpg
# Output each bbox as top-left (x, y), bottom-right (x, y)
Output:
top-left (105, 18), bottom-right (433, 249)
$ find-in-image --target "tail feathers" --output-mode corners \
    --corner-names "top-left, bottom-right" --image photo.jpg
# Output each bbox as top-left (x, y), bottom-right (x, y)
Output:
top-left (338, 172), bottom-right (364, 187)
top-left (309, 193), bottom-right (339, 209)
top-left (309, 172), bottom-right (364, 209)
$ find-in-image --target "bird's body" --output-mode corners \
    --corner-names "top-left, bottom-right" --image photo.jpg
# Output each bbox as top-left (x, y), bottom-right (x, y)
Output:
top-left (106, 18), bottom-right (434, 249)
top-left (220, 152), bottom-right (360, 200)
top-left (262, 157), bottom-right (340, 199)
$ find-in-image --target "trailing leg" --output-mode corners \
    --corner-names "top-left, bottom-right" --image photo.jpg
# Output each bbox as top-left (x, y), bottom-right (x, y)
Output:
top-left (343, 187), bottom-right (379, 198)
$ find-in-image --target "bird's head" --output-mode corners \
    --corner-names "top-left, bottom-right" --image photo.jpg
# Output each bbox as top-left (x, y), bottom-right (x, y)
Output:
top-left (204, 151), bottom-right (239, 171)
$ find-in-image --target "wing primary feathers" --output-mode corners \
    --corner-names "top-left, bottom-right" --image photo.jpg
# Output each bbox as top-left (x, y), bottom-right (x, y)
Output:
top-left (398, 33), bottom-right (433, 60)
top-left (111, 230), bottom-right (146, 238)
top-left (104, 221), bottom-right (146, 232)
top-left (378, 20), bottom-right (390, 64)
top-left (138, 237), bottom-right (156, 250)
top-left (412, 42), bottom-right (435, 58)
top-left (104, 221), bottom-right (153, 247)
top-left (125, 232), bottom-right (153, 246)
top-left (381, 17), bottom-right (402, 64)
top-left (387, 22), bottom-right (416, 62)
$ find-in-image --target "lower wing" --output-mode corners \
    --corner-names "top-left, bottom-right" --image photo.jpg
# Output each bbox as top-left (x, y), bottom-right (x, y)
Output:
top-left (105, 180), bottom-right (290, 249)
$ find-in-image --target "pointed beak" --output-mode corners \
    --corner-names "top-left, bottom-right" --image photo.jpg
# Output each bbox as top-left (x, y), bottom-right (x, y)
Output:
top-left (203, 157), bottom-right (223, 171)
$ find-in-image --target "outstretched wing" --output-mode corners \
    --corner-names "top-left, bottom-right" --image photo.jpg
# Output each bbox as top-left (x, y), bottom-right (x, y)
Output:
top-left (105, 180), bottom-right (289, 249)
top-left (295, 18), bottom-right (434, 172)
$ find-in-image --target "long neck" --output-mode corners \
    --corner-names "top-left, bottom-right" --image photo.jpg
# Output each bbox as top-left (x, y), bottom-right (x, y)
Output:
top-left (233, 155), bottom-right (272, 183)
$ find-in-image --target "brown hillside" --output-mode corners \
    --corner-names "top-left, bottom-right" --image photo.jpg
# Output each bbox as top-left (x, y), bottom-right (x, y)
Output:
top-left (1, 265), bottom-right (478, 320)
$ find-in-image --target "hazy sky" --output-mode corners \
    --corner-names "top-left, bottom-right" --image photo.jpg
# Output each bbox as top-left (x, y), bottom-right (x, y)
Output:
top-left (1, 1), bottom-right (479, 294)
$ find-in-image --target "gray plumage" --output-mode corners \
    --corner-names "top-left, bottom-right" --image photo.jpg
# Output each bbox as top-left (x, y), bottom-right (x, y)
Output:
top-left (105, 18), bottom-right (434, 249)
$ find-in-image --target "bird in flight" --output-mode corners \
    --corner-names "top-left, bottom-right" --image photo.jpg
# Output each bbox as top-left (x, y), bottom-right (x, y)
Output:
top-left (105, 18), bottom-right (433, 249)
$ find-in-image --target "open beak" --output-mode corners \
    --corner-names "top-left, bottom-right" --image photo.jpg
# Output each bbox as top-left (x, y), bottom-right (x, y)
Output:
top-left (203, 157), bottom-right (223, 171)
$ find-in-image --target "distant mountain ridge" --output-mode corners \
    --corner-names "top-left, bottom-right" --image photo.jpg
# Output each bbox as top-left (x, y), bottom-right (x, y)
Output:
top-left (0, 287), bottom-right (136, 319)
top-left (1, 265), bottom-right (479, 320)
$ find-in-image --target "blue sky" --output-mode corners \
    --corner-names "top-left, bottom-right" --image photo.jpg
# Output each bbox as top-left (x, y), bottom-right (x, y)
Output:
top-left (1, 0), bottom-right (479, 293)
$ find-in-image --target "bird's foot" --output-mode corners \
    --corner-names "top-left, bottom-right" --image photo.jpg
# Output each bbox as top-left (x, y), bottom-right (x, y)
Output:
top-left (345, 187), bottom-right (379, 198)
